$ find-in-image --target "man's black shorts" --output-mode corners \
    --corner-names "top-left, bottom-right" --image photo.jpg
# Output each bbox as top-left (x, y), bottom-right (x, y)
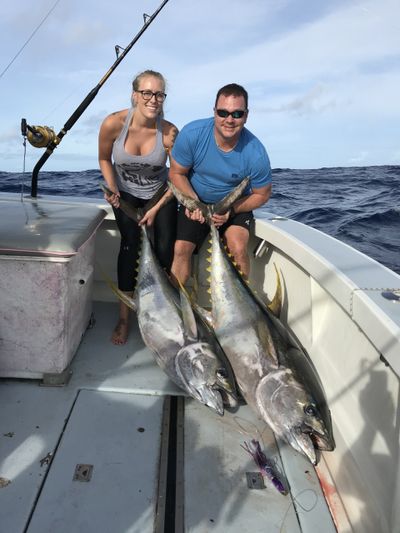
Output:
top-left (176, 204), bottom-right (254, 250)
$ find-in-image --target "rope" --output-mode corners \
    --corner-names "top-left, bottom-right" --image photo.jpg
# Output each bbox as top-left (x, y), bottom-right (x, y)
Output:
top-left (0, 0), bottom-right (63, 80)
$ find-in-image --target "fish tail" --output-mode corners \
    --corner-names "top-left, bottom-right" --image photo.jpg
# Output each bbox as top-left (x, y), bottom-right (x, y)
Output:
top-left (168, 181), bottom-right (211, 221)
top-left (97, 262), bottom-right (136, 311)
top-left (101, 183), bottom-right (142, 223)
top-left (168, 176), bottom-right (249, 220)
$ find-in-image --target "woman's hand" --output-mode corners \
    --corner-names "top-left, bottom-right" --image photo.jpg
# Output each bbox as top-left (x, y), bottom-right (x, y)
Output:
top-left (104, 189), bottom-right (120, 209)
top-left (139, 206), bottom-right (157, 226)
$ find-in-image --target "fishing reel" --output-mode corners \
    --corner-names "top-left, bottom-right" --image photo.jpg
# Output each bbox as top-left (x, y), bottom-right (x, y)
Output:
top-left (21, 118), bottom-right (59, 148)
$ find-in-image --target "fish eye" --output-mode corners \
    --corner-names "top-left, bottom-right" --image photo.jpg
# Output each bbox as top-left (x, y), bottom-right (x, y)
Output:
top-left (304, 404), bottom-right (317, 417)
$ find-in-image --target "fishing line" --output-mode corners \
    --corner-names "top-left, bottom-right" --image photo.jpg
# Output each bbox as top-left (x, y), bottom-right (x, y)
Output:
top-left (232, 415), bottom-right (281, 457)
top-left (225, 413), bottom-right (319, 525)
top-left (20, 131), bottom-right (32, 228)
top-left (20, 132), bottom-right (27, 202)
top-left (29, 0), bottom-right (171, 197)
top-left (225, 416), bottom-right (286, 479)
top-left (0, 0), bottom-right (63, 80)
top-left (41, 88), bottom-right (81, 123)
top-left (279, 488), bottom-right (319, 533)
top-left (232, 415), bottom-right (266, 442)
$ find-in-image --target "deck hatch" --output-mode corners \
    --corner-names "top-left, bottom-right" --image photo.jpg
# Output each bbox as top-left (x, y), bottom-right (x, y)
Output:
top-left (73, 464), bottom-right (93, 482)
top-left (246, 471), bottom-right (265, 490)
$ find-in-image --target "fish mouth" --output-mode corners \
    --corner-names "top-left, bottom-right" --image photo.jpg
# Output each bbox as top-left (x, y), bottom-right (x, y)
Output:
top-left (289, 428), bottom-right (317, 465)
top-left (309, 430), bottom-right (335, 451)
top-left (290, 425), bottom-right (335, 464)
top-left (175, 346), bottom-right (225, 415)
top-left (301, 421), bottom-right (335, 452)
top-left (178, 369), bottom-right (225, 415)
top-left (196, 386), bottom-right (224, 416)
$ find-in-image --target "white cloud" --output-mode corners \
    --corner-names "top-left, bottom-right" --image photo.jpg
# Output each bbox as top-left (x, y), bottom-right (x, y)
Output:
top-left (254, 84), bottom-right (337, 115)
top-left (0, 0), bottom-right (399, 171)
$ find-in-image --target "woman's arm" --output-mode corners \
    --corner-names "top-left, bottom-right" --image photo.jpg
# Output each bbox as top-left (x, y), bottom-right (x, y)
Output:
top-left (162, 119), bottom-right (179, 157)
top-left (98, 112), bottom-right (123, 207)
top-left (139, 120), bottom-right (179, 227)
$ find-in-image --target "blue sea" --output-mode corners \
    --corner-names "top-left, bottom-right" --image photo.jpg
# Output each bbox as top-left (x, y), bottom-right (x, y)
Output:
top-left (0, 166), bottom-right (399, 275)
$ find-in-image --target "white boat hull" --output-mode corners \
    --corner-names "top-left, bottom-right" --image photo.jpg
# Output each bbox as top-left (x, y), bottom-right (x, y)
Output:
top-left (248, 214), bottom-right (400, 533)
top-left (1, 193), bottom-right (399, 532)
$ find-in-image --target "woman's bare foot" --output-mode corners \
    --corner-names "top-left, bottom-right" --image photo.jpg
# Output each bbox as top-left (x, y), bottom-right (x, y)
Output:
top-left (111, 319), bottom-right (129, 345)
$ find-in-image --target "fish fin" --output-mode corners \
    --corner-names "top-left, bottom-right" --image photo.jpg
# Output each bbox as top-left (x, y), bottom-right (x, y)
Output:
top-left (267, 263), bottom-right (282, 318)
top-left (224, 243), bottom-right (248, 280)
top-left (193, 304), bottom-right (214, 329)
top-left (192, 257), bottom-right (200, 302)
top-left (97, 262), bottom-right (136, 311)
top-left (176, 279), bottom-right (198, 342)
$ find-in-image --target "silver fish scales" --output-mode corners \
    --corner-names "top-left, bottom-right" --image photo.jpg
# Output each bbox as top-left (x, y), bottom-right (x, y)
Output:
top-left (168, 179), bottom-right (335, 464)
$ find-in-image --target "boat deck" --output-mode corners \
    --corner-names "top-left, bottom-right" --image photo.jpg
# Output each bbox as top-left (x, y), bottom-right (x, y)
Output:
top-left (0, 299), bottom-right (338, 532)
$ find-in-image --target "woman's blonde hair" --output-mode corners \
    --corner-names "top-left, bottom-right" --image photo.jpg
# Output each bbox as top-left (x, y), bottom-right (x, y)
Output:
top-left (132, 69), bottom-right (166, 92)
top-left (131, 70), bottom-right (166, 117)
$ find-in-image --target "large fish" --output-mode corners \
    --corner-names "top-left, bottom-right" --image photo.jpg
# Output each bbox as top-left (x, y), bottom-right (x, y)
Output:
top-left (169, 179), bottom-right (335, 464)
top-left (101, 184), bottom-right (237, 415)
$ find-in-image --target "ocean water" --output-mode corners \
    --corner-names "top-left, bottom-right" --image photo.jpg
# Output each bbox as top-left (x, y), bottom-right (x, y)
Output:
top-left (0, 165), bottom-right (399, 275)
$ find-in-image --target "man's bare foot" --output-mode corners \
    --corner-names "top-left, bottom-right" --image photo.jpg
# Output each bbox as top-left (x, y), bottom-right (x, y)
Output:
top-left (111, 319), bottom-right (129, 345)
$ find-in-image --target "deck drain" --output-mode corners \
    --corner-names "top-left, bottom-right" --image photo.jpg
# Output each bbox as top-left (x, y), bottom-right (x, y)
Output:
top-left (246, 471), bottom-right (265, 490)
top-left (73, 464), bottom-right (93, 482)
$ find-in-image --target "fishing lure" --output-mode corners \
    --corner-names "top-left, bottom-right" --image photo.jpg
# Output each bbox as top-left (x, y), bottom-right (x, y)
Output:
top-left (241, 439), bottom-right (288, 495)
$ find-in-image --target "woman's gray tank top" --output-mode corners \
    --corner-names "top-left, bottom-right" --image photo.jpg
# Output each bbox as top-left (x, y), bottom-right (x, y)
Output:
top-left (112, 107), bottom-right (168, 199)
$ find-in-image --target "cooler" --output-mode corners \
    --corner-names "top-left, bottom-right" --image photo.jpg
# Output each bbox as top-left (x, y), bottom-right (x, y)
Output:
top-left (0, 198), bottom-right (106, 381)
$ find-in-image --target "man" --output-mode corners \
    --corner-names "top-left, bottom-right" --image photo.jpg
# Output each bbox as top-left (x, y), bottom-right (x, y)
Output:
top-left (169, 83), bottom-right (272, 283)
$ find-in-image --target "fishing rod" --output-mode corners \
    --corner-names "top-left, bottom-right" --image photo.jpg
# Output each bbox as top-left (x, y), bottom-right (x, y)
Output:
top-left (22, 0), bottom-right (170, 198)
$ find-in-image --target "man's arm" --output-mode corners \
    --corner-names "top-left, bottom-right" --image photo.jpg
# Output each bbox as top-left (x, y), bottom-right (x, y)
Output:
top-left (211, 183), bottom-right (271, 227)
top-left (168, 156), bottom-right (197, 199)
top-left (231, 183), bottom-right (272, 214)
top-left (169, 156), bottom-right (207, 223)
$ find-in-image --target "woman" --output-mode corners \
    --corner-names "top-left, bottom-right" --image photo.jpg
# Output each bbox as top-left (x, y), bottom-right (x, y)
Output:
top-left (99, 70), bottom-right (178, 345)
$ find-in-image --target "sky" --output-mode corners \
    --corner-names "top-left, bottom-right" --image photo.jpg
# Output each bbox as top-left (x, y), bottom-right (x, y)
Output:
top-left (0, 0), bottom-right (399, 172)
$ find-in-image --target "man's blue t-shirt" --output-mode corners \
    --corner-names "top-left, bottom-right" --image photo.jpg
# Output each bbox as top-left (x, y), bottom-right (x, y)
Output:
top-left (171, 117), bottom-right (271, 203)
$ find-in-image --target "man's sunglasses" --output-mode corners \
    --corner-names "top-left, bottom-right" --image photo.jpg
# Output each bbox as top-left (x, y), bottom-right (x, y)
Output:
top-left (215, 109), bottom-right (247, 119)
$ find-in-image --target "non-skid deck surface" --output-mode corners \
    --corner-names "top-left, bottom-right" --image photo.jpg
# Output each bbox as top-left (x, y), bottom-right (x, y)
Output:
top-left (0, 300), bottom-right (336, 532)
top-left (69, 300), bottom-right (183, 396)
top-left (184, 401), bottom-right (336, 533)
top-left (27, 390), bottom-right (164, 533)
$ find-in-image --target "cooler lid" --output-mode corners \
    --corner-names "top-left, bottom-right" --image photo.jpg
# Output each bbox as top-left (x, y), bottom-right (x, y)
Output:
top-left (0, 199), bottom-right (106, 257)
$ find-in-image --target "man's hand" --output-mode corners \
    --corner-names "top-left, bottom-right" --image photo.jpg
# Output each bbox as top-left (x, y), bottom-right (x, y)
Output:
top-left (185, 207), bottom-right (206, 224)
top-left (212, 210), bottom-right (231, 228)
